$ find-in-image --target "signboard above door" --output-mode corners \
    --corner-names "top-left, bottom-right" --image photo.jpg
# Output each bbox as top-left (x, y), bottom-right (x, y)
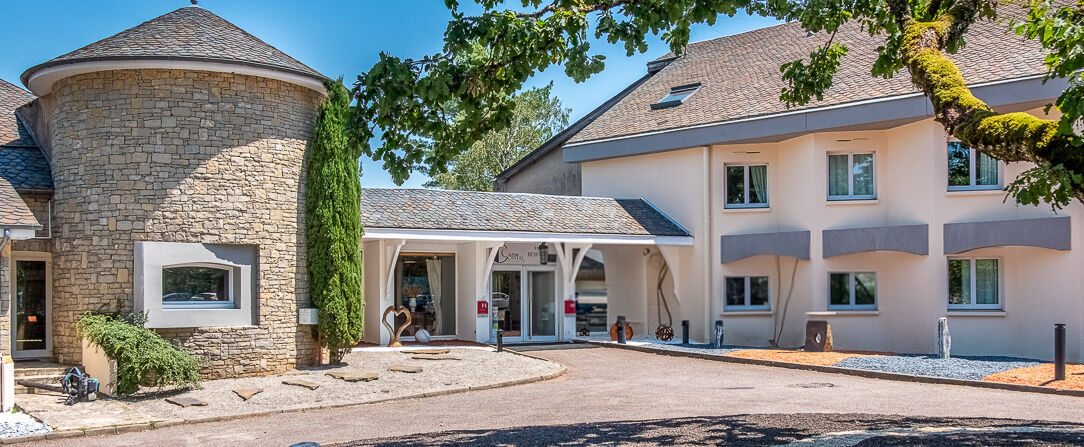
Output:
top-left (494, 243), bottom-right (557, 265)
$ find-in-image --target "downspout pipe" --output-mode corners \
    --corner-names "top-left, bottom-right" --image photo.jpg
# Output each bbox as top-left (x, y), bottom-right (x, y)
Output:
top-left (1, 229), bottom-right (10, 254)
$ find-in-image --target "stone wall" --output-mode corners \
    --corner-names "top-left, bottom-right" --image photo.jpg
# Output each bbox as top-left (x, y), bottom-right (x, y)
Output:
top-left (47, 69), bottom-right (323, 378)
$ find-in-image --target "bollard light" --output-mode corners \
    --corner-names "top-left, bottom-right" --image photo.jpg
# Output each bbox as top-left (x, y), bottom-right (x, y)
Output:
top-left (497, 328), bottom-right (504, 352)
top-left (1055, 323), bottom-right (1066, 381)
top-left (617, 316), bottom-right (627, 344)
top-left (681, 320), bottom-right (690, 345)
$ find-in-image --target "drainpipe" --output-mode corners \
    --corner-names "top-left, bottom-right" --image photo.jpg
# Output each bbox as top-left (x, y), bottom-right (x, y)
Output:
top-left (702, 146), bottom-right (713, 342)
top-left (0, 229), bottom-right (10, 253)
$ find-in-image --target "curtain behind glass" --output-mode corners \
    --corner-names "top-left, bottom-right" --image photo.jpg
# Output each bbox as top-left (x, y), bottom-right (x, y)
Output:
top-left (828, 155), bottom-right (849, 196)
top-left (976, 151), bottom-right (998, 186)
top-left (426, 258), bottom-right (443, 333)
top-left (852, 154), bottom-right (874, 196)
top-left (749, 165), bottom-right (767, 204)
top-left (975, 259), bottom-right (998, 305)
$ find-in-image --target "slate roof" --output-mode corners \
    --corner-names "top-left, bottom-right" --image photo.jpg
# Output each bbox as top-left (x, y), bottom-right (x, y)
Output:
top-left (0, 80), bottom-right (35, 147)
top-left (568, 15), bottom-right (1047, 144)
top-left (0, 147), bottom-right (52, 193)
top-left (0, 177), bottom-right (41, 229)
top-left (21, 5), bottom-right (325, 86)
top-left (361, 188), bottom-right (691, 237)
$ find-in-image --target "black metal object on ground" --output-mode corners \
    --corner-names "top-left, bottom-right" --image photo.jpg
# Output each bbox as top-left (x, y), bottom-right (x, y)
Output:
top-left (681, 320), bottom-right (689, 344)
top-left (497, 329), bottom-right (504, 352)
top-left (1055, 323), bottom-right (1066, 381)
top-left (617, 316), bottom-right (626, 344)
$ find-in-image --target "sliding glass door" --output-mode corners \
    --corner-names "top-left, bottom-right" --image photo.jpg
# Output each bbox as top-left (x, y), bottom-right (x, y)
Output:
top-left (492, 266), bottom-right (557, 342)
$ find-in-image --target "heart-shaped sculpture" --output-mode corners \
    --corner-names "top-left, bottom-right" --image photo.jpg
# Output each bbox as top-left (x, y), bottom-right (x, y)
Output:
top-left (381, 305), bottom-right (413, 348)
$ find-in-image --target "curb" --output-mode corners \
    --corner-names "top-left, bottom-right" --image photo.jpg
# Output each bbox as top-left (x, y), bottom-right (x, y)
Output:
top-left (579, 340), bottom-right (1084, 398)
top-left (1, 352), bottom-right (567, 444)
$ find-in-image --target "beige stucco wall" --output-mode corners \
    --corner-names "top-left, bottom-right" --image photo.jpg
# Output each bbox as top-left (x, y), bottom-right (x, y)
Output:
top-left (582, 110), bottom-right (1084, 361)
top-left (44, 69), bottom-right (322, 377)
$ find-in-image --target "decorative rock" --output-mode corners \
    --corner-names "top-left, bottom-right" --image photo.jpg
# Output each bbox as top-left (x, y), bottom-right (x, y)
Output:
top-left (402, 349), bottom-right (450, 355)
top-left (282, 379), bottom-right (320, 390)
top-left (937, 317), bottom-right (951, 359)
top-left (233, 388), bottom-right (263, 401)
top-left (326, 372), bottom-right (379, 382)
top-left (165, 397), bottom-right (208, 408)
top-left (411, 355), bottom-right (461, 361)
top-left (388, 365), bottom-right (423, 373)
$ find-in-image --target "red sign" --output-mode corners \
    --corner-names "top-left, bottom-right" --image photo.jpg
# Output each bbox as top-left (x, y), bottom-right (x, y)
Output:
top-left (477, 300), bottom-right (489, 315)
top-left (564, 300), bottom-right (576, 314)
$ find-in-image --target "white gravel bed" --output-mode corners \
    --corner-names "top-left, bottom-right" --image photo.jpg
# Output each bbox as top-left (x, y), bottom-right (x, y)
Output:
top-left (127, 347), bottom-right (562, 421)
top-left (834, 355), bottom-right (1042, 381)
top-left (0, 411), bottom-right (50, 438)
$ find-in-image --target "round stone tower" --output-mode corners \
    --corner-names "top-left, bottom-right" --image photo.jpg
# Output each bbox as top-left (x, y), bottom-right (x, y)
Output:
top-left (21, 5), bottom-right (327, 377)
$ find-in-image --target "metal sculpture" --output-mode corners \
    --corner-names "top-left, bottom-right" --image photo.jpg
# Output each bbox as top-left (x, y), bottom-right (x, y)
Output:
top-left (381, 305), bottom-right (413, 348)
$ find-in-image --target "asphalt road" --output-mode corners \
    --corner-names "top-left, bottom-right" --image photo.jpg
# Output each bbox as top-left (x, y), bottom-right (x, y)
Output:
top-left (31, 344), bottom-right (1084, 446)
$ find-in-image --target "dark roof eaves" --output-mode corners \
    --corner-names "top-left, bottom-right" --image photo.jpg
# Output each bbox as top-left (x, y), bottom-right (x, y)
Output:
top-left (20, 54), bottom-right (330, 88)
top-left (495, 70), bottom-right (658, 185)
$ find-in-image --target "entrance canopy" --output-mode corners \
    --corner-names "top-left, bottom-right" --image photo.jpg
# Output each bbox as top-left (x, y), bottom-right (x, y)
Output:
top-left (360, 188), bottom-right (693, 246)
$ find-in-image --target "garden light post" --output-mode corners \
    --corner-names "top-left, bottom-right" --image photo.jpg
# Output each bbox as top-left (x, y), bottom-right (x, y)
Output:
top-left (681, 320), bottom-right (689, 344)
top-left (617, 316), bottom-right (626, 344)
top-left (1055, 323), bottom-right (1066, 381)
top-left (496, 328), bottom-right (504, 352)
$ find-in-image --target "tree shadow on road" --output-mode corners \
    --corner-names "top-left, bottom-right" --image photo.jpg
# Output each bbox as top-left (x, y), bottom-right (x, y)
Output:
top-left (340, 413), bottom-right (1082, 446)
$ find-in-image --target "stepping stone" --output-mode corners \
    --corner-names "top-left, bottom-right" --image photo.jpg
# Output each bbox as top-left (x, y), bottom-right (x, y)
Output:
top-left (388, 364), bottom-right (423, 373)
top-left (233, 388), bottom-right (263, 401)
top-left (326, 372), bottom-right (379, 382)
top-left (411, 355), bottom-right (461, 361)
top-left (282, 379), bottom-right (320, 390)
top-left (165, 397), bottom-right (208, 408)
top-left (402, 349), bottom-right (450, 355)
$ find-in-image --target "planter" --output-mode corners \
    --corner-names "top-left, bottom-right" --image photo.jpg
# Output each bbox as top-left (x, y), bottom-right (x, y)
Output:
top-left (81, 339), bottom-right (117, 397)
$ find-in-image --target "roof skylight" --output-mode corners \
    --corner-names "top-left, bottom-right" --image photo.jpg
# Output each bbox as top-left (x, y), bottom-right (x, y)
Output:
top-left (651, 83), bottom-right (701, 110)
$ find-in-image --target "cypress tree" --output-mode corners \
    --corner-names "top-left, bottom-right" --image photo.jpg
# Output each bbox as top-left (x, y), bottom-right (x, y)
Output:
top-left (305, 78), bottom-right (363, 364)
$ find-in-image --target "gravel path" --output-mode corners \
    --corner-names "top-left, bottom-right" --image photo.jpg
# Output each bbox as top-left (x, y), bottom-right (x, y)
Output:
top-left (127, 347), bottom-right (562, 421)
top-left (834, 354), bottom-right (1042, 380)
top-left (0, 412), bottom-right (50, 438)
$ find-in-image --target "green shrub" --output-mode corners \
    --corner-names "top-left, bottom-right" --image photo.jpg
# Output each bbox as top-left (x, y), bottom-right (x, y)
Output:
top-left (306, 78), bottom-right (364, 364)
top-left (77, 313), bottom-right (201, 395)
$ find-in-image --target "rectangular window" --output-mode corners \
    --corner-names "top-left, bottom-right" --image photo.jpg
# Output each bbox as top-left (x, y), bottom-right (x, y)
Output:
top-left (724, 276), bottom-right (770, 310)
top-left (162, 265), bottom-right (234, 309)
top-left (828, 272), bottom-right (877, 310)
top-left (395, 254), bottom-right (457, 336)
top-left (827, 152), bottom-right (876, 200)
top-left (947, 142), bottom-right (999, 190)
top-left (948, 258), bottom-right (1000, 309)
top-left (725, 164), bottom-right (768, 208)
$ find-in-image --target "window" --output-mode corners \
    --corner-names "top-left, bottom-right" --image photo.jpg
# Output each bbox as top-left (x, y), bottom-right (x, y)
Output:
top-left (948, 258), bottom-right (1000, 309)
top-left (724, 276), bottom-right (770, 310)
top-left (947, 142), bottom-right (999, 190)
top-left (725, 164), bottom-right (768, 208)
top-left (651, 83), bottom-right (701, 109)
top-left (828, 272), bottom-right (876, 310)
top-left (395, 254), bottom-right (457, 337)
top-left (827, 153), bottom-right (875, 200)
top-left (162, 265), bottom-right (233, 309)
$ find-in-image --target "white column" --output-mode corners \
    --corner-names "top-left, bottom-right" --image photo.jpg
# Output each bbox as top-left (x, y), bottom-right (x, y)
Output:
top-left (476, 242), bottom-right (504, 343)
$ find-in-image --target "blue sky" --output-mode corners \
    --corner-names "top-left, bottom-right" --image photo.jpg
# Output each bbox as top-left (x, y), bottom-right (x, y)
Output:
top-left (0, 1), bottom-right (780, 188)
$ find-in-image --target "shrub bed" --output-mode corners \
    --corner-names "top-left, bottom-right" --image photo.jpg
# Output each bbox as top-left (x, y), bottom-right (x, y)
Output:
top-left (77, 313), bottom-right (201, 395)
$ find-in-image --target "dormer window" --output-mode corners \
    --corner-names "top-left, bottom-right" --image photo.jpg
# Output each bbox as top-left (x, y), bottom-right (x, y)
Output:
top-left (651, 83), bottom-right (701, 109)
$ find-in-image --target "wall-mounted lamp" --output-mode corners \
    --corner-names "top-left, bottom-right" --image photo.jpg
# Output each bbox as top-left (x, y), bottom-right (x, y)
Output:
top-left (538, 243), bottom-right (548, 265)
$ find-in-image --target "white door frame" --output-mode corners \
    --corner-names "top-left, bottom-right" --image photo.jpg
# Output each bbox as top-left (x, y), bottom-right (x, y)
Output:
top-left (490, 264), bottom-right (559, 342)
top-left (9, 251), bottom-right (52, 359)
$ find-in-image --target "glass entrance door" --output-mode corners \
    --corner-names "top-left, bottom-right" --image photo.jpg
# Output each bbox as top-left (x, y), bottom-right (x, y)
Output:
top-left (491, 267), bottom-right (558, 342)
top-left (491, 270), bottom-right (522, 341)
top-left (13, 259), bottom-right (50, 358)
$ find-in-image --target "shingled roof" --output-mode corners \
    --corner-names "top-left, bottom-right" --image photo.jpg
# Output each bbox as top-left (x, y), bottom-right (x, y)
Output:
top-left (0, 177), bottom-right (41, 230)
top-left (0, 80), bottom-right (35, 147)
top-left (568, 16), bottom-right (1047, 144)
top-left (361, 188), bottom-right (690, 237)
top-left (21, 5), bottom-right (325, 88)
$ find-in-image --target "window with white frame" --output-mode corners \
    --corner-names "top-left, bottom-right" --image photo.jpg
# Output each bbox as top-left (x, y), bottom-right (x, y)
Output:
top-left (725, 164), bottom-right (769, 208)
top-left (827, 152), bottom-right (875, 200)
top-left (828, 272), bottom-right (876, 310)
top-left (947, 142), bottom-right (999, 190)
top-left (724, 276), bottom-right (770, 310)
top-left (948, 258), bottom-right (1000, 309)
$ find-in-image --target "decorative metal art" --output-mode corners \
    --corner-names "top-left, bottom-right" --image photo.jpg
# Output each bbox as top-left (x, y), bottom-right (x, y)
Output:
top-left (577, 326), bottom-right (591, 337)
top-left (381, 305), bottom-right (413, 348)
top-left (655, 324), bottom-right (674, 341)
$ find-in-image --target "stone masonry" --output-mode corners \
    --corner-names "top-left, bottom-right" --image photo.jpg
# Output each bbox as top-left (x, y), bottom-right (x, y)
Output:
top-left (46, 69), bottom-right (322, 378)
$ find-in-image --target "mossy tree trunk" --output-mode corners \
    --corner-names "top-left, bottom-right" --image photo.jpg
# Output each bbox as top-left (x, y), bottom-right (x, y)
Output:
top-left (891, 0), bottom-right (1083, 203)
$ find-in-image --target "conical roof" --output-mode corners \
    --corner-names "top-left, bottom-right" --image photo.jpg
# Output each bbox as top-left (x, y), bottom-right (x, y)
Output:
top-left (22, 6), bottom-right (326, 93)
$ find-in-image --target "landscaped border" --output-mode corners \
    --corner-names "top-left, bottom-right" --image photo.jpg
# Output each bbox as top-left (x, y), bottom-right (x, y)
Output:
top-left (577, 339), bottom-right (1084, 398)
top-left (2, 347), bottom-right (566, 444)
